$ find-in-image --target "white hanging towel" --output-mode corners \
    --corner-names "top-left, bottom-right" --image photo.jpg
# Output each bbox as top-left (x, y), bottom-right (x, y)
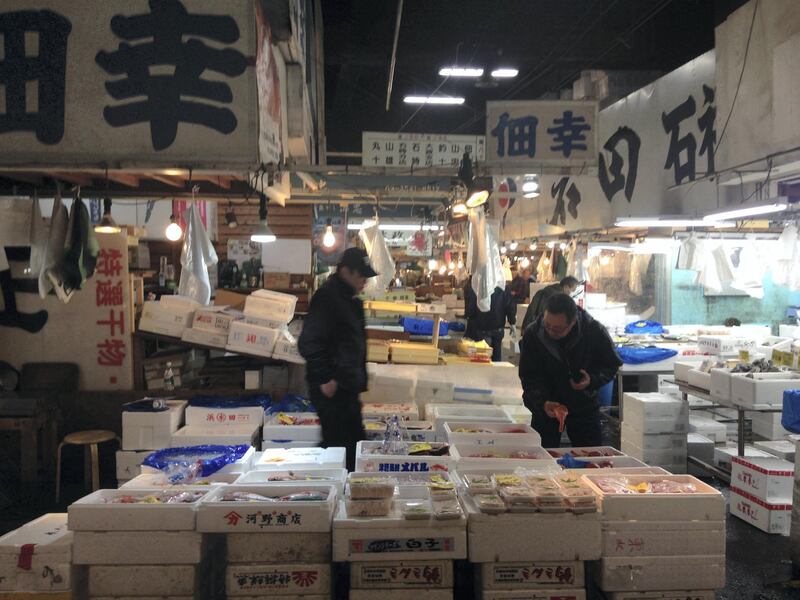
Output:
top-left (628, 253), bottom-right (651, 296)
top-left (771, 224), bottom-right (798, 287)
top-left (359, 221), bottom-right (394, 299)
top-left (178, 204), bottom-right (218, 305)
top-left (676, 232), bottom-right (705, 271)
top-left (29, 194), bottom-right (47, 275)
top-left (38, 191), bottom-right (69, 299)
top-left (730, 242), bottom-right (765, 298)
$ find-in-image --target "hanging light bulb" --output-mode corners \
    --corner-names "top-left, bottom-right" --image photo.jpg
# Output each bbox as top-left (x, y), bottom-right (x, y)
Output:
top-left (438, 228), bottom-right (446, 237)
top-left (600, 254), bottom-right (611, 266)
top-left (509, 240), bottom-right (518, 251)
top-left (165, 214), bottom-right (183, 241)
top-left (451, 199), bottom-right (468, 215)
top-left (225, 201), bottom-right (238, 229)
top-left (448, 261), bottom-right (455, 270)
top-left (251, 193), bottom-right (276, 243)
top-left (438, 265), bottom-right (447, 275)
top-left (500, 245), bottom-right (507, 254)
top-left (94, 197), bottom-right (121, 233)
top-left (546, 241), bottom-right (555, 249)
top-left (559, 242), bottom-right (568, 251)
top-left (322, 218), bottom-right (336, 248)
top-left (428, 259), bottom-right (438, 270)
top-left (529, 242), bottom-right (536, 251)
top-left (520, 257), bottom-right (531, 269)
top-left (522, 174), bottom-right (540, 198)
top-left (457, 259), bottom-right (464, 269)
top-left (543, 256), bottom-right (551, 266)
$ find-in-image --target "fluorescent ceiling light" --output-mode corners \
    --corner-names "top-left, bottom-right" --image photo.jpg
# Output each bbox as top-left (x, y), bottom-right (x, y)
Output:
top-left (703, 199), bottom-right (788, 222)
top-left (404, 95), bottom-right (465, 105)
top-left (491, 68), bottom-right (519, 78)
top-left (615, 217), bottom-right (732, 228)
top-left (346, 222), bottom-right (440, 231)
top-left (439, 67), bottom-right (483, 77)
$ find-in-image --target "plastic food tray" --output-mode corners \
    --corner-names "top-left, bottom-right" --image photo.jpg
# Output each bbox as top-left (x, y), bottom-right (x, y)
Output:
top-left (444, 421), bottom-right (541, 446)
top-left (354, 441), bottom-right (452, 473)
top-left (254, 447), bottom-right (347, 470)
top-left (235, 467), bottom-right (347, 496)
top-left (450, 443), bottom-right (557, 469)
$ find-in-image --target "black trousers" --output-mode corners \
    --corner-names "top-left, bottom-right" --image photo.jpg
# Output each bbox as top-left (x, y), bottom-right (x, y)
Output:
top-left (309, 387), bottom-right (366, 471)
top-left (531, 402), bottom-right (602, 449)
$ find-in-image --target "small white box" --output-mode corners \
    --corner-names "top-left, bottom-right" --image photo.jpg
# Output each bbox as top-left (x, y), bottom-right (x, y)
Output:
top-left (244, 370), bottom-right (261, 390)
top-left (115, 450), bottom-right (150, 480)
top-left (444, 421), bottom-right (540, 446)
top-left (181, 326), bottom-right (229, 348)
top-left (479, 561), bottom-right (584, 589)
top-left (226, 563), bottom-right (330, 596)
top-left (191, 306), bottom-right (241, 333)
top-left (622, 394), bottom-right (688, 434)
top-left (751, 411), bottom-right (790, 439)
top-left (361, 402), bottom-right (419, 420)
top-left (713, 444), bottom-right (773, 469)
top-left (255, 447), bottom-right (347, 470)
top-left (122, 400), bottom-right (186, 451)
top-left (139, 301), bottom-right (195, 337)
top-left (731, 372), bottom-right (800, 408)
top-left (501, 405), bottom-right (533, 425)
top-left (236, 468), bottom-right (347, 497)
top-left (88, 564), bottom-right (203, 596)
top-left (754, 439), bottom-right (796, 461)
top-left (415, 301), bottom-right (446, 314)
top-left (415, 378), bottom-right (455, 403)
top-left (244, 289), bottom-right (298, 323)
top-left (673, 361), bottom-right (703, 383)
top-left (72, 531), bottom-right (204, 565)
top-left (688, 416), bottom-right (727, 443)
top-left (730, 456), bottom-right (794, 502)
top-left (273, 329), bottom-right (306, 364)
top-left (756, 336), bottom-right (793, 359)
top-left (687, 433), bottom-right (714, 464)
top-left (0, 514), bottom-right (72, 592)
top-left (350, 560), bottom-right (453, 589)
top-left (621, 422), bottom-right (686, 452)
top-left (453, 386), bottom-right (493, 404)
top-left (355, 440), bottom-right (452, 473)
top-left (593, 555), bottom-right (725, 591)
top-left (687, 369), bottom-right (711, 392)
top-left (730, 487), bottom-right (792, 535)
top-left (426, 404), bottom-right (512, 440)
top-left (227, 531), bottom-right (331, 564)
top-left (698, 335), bottom-right (755, 356)
top-left (171, 424), bottom-right (259, 447)
top-left (620, 440), bottom-right (686, 467)
top-left (185, 404), bottom-right (265, 427)
top-left (227, 321), bottom-right (282, 357)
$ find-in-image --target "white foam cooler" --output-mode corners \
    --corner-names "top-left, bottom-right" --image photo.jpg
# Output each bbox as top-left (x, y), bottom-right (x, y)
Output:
top-left (600, 519), bottom-right (725, 557)
top-left (592, 555), bottom-right (725, 591)
top-left (731, 372), bottom-right (800, 408)
top-left (425, 404), bottom-right (512, 440)
top-left (478, 561), bottom-right (584, 589)
top-left (444, 421), bottom-right (541, 446)
top-left (355, 441), bottom-right (452, 473)
top-left (449, 443), bottom-right (556, 470)
top-left (235, 468), bottom-right (347, 497)
top-left (0, 514), bottom-right (72, 592)
top-left (350, 559), bottom-right (454, 589)
top-left (171, 424), bottom-right (259, 447)
top-left (605, 592), bottom-right (715, 600)
top-left (730, 487), bottom-right (792, 535)
top-left (255, 447), bottom-right (346, 470)
top-left (730, 456), bottom-right (794, 502)
top-left (72, 530), bottom-right (205, 565)
top-left (185, 403), bottom-right (265, 427)
top-left (226, 563), bottom-right (330, 596)
top-left (122, 399), bottom-right (186, 451)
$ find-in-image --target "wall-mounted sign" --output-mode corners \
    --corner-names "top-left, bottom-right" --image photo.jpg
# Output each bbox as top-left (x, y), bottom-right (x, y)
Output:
top-left (362, 132), bottom-right (485, 168)
top-left (486, 100), bottom-right (598, 166)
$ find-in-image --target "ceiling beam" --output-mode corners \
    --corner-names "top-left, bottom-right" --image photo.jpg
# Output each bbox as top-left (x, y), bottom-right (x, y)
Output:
top-left (194, 174), bottom-right (233, 190)
top-left (1, 172), bottom-right (43, 186)
top-left (148, 174), bottom-right (185, 189)
top-left (107, 172), bottom-right (141, 187)
top-left (49, 172), bottom-right (95, 186)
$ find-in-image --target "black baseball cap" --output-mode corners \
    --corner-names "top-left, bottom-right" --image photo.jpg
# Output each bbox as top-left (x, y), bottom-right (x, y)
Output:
top-left (339, 247), bottom-right (378, 278)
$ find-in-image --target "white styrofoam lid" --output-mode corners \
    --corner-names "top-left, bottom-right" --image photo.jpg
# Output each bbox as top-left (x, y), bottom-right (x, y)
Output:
top-left (0, 514), bottom-right (71, 554)
top-left (687, 433), bottom-right (714, 444)
top-left (732, 455), bottom-right (795, 472)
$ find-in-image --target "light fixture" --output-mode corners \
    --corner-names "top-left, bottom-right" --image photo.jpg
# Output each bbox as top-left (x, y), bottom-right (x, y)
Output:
top-left (322, 218), bottom-right (336, 248)
top-left (404, 95), bottom-right (465, 105)
top-left (522, 174), bottom-right (540, 198)
top-left (500, 246), bottom-right (507, 254)
top-left (615, 217), bottom-right (731, 228)
top-left (438, 228), bottom-right (446, 237)
top-left (543, 256), bottom-right (551, 266)
top-left (438, 265), bottom-right (447, 275)
top-left (428, 259), bottom-right (438, 270)
top-left (529, 242), bottom-right (536, 251)
top-left (559, 242), bottom-right (568, 251)
top-left (94, 197), bottom-right (121, 233)
top-left (599, 255), bottom-right (611, 266)
top-left (451, 200), bottom-right (468, 215)
top-left (251, 193), bottom-right (276, 243)
top-left (703, 198), bottom-right (789, 222)
top-left (491, 68), bottom-right (519, 78)
top-left (457, 152), bottom-right (488, 208)
top-left (439, 67), bottom-right (483, 77)
top-left (520, 257), bottom-right (531, 269)
top-left (457, 259), bottom-right (464, 269)
top-left (465, 187), bottom-right (489, 208)
top-left (546, 241), bottom-right (555, 249)
top-left (225, 201), bottom-right (238, 229)
top-left (346, 222), bottom-right (440, 231)
top-left (509, 240), bottom-right (518, 251)
top-left (161, 168), bottom-right (185, 177)
top-left (448, 261), bottom-right (456, 270)
top-left (165, 214), bottom-right (182, 241)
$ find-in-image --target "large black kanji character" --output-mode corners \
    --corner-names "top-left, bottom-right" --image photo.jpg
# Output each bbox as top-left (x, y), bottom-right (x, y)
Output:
top-left (549, 177), bottom-right (581, 226)
top-left (0, 10), bottom-right (72, 144)
top-left (95, 0), bottom-right (248, 151)
top-left (662, 95), bottom-right (697, 185)
top-left (697, 84), bottom-right (716, 176)
top-left (599, 126), bottom-right (641, 203)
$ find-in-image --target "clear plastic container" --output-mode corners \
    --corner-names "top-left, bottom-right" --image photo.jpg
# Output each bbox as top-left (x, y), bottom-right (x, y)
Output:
top-left (517, 472), bottom-right (558, 489)
top-left (348, 475), bottom-right (397, 499)
top-left (462, 474), bottom-right (495, 494)
top-left (345, 496), bottom-right (393, 517)
top-left (432, 499), bottom-right (463, 520)
top-left (498, 485), bottom-right (537, 504)
top-left (428, 480), bottom-right (457, 501)
top-left (400, 499), bottom-right (432, 520)
top-left (491, 473), bottom-right (522, 488)
top-left (474, 493), bottom-right (507, 514)
top-left (507, 500), bottom-right (539, 513)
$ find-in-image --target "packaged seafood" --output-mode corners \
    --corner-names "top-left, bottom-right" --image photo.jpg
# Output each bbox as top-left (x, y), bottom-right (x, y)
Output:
top-left (432, 499), bottom-right (463, 520)
top-left (474, 493), bottom-right (507, 514)
top-left (400, 499), bottom-right (433, 520)
top-left (428, 476), bottom-right (457, 501)
top-left (462, 473), bottom-right (495, 494)
top-left (498, 485), bottom-right (537, 503)
top-left (348, 475), bottom-right (397, 499)
top-left (345, 497), bottom-right (393, 517)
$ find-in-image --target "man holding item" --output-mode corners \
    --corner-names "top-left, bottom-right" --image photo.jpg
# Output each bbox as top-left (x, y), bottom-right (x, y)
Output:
top-left (518, 293), bottom-right (621, 448)
top-left (521, 276), bottom-right (580, 331)
top-left (299, 247), bottom-right (377, 470)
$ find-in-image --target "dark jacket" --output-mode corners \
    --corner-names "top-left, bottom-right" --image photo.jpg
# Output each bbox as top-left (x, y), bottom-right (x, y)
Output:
top-left (518, 307), bottom-right (622, 416)
top-left (463, 282), bottom-right (516, 339)
top-left (508, 275), bottom-right (533, 303)
top-left (298, 273), bottom-right (367, 394)
top-left (521, 283), bottom-right (562, 331)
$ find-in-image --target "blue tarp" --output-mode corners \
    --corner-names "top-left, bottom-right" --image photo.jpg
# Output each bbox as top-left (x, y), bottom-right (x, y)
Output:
top-left (617, 346), bottom-right (678, 365)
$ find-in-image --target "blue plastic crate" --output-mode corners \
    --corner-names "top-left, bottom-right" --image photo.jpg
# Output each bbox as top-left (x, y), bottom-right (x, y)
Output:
top-left (401, 316), bottom-right (448, 336)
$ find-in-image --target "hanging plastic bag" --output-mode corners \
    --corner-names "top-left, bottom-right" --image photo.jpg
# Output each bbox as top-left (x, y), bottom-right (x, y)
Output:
top-left (628, 253), bottom-right (651, 296)
top-left (695, 242), bottom-right (722, 293)
top-left (38, 190), bottom-right (69, 299)
top-left (712, 245), bottom-right (735, 286)
top-left (617, 346), bottom-right (678, 365)
top-left (781, 390), bottom-right (800, 434)
top-left (676, 232), bottom-right (704, 271)
top-left (771, 224), bottom-right (797, 286)
top-left (29, 194), bottom-right (47, 276)
top-left (467, 210), bottom-right (504, 312)
top-left (731, 242), bottom-right (765, 298)
top-left (142, 444), bottom-right (251, 483)
top-left (179, 204), bottom-right (218, 305)
top-left (359, 221), bottom-right (394, 299)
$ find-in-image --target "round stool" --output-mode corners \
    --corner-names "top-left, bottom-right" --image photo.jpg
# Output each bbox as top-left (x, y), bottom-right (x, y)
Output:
top-left (55, 430), bottom-right (120, 502)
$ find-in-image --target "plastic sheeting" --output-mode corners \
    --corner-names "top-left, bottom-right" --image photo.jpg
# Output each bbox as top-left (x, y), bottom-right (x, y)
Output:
top-left (178, 204), bottom-right (218, 305)
top-left (38, 191), bottom-right (69, 299)
top-left (29, 195), bottom-right (46, 277)
top-left (617, 346), bottom-right (678, 364)
top-left (676, 232), bottom-right (704, 271)
top-left (359, 221), bottom-right (395, 299)
top-left (782, 390), bottom-right (800, 434)
top-left (143, 444), bottom-right (250, 482)
top-left (467, 210), bottom-right (505, 312)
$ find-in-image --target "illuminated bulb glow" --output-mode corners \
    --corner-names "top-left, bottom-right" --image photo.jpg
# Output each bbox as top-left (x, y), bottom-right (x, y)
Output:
top-left (322, 224), bottom-right (336, 248)
top-left (165, 220), bottom-right (182, 241)
top-left (466, 189), bottom-right (489, 208)
top-left (451, 201), bottom-right (468, 215)
top-left (547, 241), bottom-right (556, 249)
top-left (428, 259), bottom-right (438, 270)
top-left (529, 243), bottom-right (536, 251)
top-left (491, 68), bottom-right (519, 78)
top-left (500, 246), bottom-right (507, 254)
top-left (509, 241), bottom-right (518, 251)
top-left (404, 95), bottom-right (465, 105)
top-left (448, 261), bottom-right (455, 270)
top-left (543, 257), bottom-right (551, 266)
top-left (347, 222), bottom-right (440, 231)
top-left (439, 67), bottom-right (483, 77)
top-left (438, 265), bottom-right (447, 275)
top-left (703, 202), bottom-right (788, 222)
top-left (520, 257), bottom-right (531, 269)
top-left (457, 260), bottom-right (463, 269)
top-left (559, 242), bottom-right (568, 251)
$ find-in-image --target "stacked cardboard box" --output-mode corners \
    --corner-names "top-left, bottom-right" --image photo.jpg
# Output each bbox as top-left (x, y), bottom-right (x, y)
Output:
top-left (226, 289), bottom-right (297, 357)
top-left (730, 456), bottom-right (794, 535)
top-left (171, 399), bottom-right (264, 449)
top-left (138, 295), bottom-right (199, 338)
top-left (621, 393), bottom-right (688, 473)
top-left (181, 306), bottom-right (242, 348)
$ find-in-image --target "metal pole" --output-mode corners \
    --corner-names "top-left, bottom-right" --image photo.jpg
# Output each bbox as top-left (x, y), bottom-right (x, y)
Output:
top-left (385, 0), bottom-right (404, 112)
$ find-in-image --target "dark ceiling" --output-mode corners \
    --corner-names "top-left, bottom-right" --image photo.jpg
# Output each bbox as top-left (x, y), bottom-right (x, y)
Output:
top-left (322, 0), bottom-right (749, 155)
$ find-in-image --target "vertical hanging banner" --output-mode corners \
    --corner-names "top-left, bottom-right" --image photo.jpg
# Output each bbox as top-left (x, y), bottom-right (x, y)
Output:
top-left (485, 101), bottom-right (598, 167)
top-left (255, 0), bottom-right (284, 165)
top-left (0, 0), bottom-right (259, 169)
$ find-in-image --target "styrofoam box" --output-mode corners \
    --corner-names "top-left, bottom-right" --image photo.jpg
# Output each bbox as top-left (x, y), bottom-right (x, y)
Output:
top-left (181, 326), bottom-right (229, 348)
top-left (592, 555), bottom-right (725, 591)
top-left (185, 403), bottom-right (265, 427)
top-left (450, 443), bottom-right (557, 470)
top-left (88, 564), bottom-right (204, 597)
top-left (601, 519), bottom-right (725, 557)
top-left (244, 289), bottom-right (297, 323)
top-left (713, 444), bottom-right (773, 469)
top-left (364, 421), bottom-right (437, 443)
top-left (227, 531), bottom-right (331, 564)
top-left (115, 450), bottom-right (150, 480)
top-left (492, 388), bottom-right (524, 406)
top-left (374, 373), bottom-right (416, 392)
top-left (501, 405), bottom-right (533, 425)
top-left (688, 416), bottom-right (727, 443)
top-left (261, 440), bottom-right (318, 449)
top-left (444, 421), bottom-right (541, 446)
top-left (415, 378), bottom-right (455, 403)
top-left (731, 372), bottom-right (800, 408)
top-left (620, 441), bottom-right (686, 467)
top-left (361, 387), bottom-right (414, 405)
top-left (621, 422), bottom-right (686, 451)
top-left (243, 313), bottom-right (288, 330)
top-left (226, 321), bottom-right (283, 357)
top-left (697, 335), bottom-right (755, 356)
top-left (686, 369), bottom-right (711, 392)
top-left (0, 514), bottom-right (71, 592)
top-left (754, 439), bottom-right (796, 462)
top-left (673, 360), bottom-right (704, 383)
top-left (566, 456), bottom-right (651, 469)
top-left (191, 306), bottom-right (241, 333)
top-left (710, 367), bottom-right (738, 402)
top-left (350, 560), bottom-right (454, 589)
top-left (730, 487), bottom-right (792, 535)
top-left (479, 561), bottom-right (584, 589)
top-left (273, 330), bottom-right (305, 364)
top-left (751, 411), bottom-right (790, 439)
top-left (687, 434), bottom-right (715, 464)
top-left (606, 592), bottom-right (715, 600)
top-left (235, 468), bottom-right (347, 497)
top-left (67, 488), bottom-right (206, 531)
top-left (226, 563), bottom-right (329, 596)
top-left (581, 474), bottom-right (725, 521)
top-left (159, 295), bottom-right (201, 310)
top-left (756, 336), bottom-right (793, 359)
top-left (453, 387), bottom-right (493, 404)
top-left (622, 394), bottom-right (688, 434)
top-left (362, 402), bottom-right (419, 420)
top-left (332, 501), bottom-right (467, 562)
top-left (355, 441), bottom-right (452, 473)
top-left (546, 446), bottom-right (625, 458)
top-left (196, 484), bottom-right (335, 533)
top-left (120, 472), bottom-right (239, 488)
top-left (122, 400), bottom-right (186, 451)
top-left (731, 456), bottom-right (794, 502)
top-left (426, 404), bottom-right (512, 439)
top-left (262, 413), bottom-right (321, 442)
top-left (72, 531), bottom-right (204, 565)
top-left (351, 590), bottom-right (453, 600)
top-left (171, 424), bottom-right (259, 447)
top-left (255, 447), bottom-right (346, 470)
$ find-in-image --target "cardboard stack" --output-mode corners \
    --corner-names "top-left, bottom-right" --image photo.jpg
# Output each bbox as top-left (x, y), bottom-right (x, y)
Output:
top-left (182, 306), bottom-right (242, 348)
top-left (138, 295), bottom-right (199, 338)
top-left (621, 393), bottom-right (688, 473)
top-left (585, 473), bottom-right (726, 597)
top-left (730, 456), bottom-right (794, 535)
top-left (226, 289), bottom-right (297, 357)
top-left (171, 400), bottom-right (265, 449)
top-left (68, 488), bottom-right (215, 600)
top-left (196, 483), bottom-right (336, 600)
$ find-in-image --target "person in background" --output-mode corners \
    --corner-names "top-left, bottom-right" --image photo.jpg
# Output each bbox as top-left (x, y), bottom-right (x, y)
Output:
top-left (463, 276), bottom-right (516, 362)
top-left (298, 247), bottom-right (378, 471)
top-left (521, 276), bottom-right (580, 331)
top-left (518, 293), bottom-right (622, 448)
top-left (509, 267), bottom-right (534, 304)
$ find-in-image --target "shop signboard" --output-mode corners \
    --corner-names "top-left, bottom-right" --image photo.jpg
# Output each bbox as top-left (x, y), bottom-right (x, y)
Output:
top-left (0, 0), bottom-right (261, 169)
top-left (485, 100), bottom-right (598, 167)
top-left (256, 0), bottom-right (284, 165)
top-left (362, 132), bottom-right (485, 168)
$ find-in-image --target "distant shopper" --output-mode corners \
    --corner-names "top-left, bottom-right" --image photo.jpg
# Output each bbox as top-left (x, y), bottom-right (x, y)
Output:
top-left (298, 247), bottom-right (378, 471)
top-left (518, 293), bottom-right (622, 448)
top-left (464, 277), bottom-right (516, 362)
top-left (521, 276), bottom-right (580, 331)
top-left (509, 267), bottom-right (534, 304)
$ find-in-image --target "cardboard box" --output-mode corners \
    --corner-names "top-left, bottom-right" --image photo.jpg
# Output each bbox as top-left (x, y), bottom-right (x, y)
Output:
top-left (226, 563), bottom-right (330, 596)
top-left (115, 450), bottom-right (150, 480)
top-left (731, 456), bottom-right (794, 502)
top-left (226, 321), bottom-right (282, 357)
top-left (606, 592), bottom-right (715, 600)
top-left (481, 590), bottom-right (585, 600)
top-left (264, 272), bottom-right (292, 289)
top-left (593, 555), bottom-right (725, 591)
top-left (479, 561), bottom-right (583, 589)
top-left (730, 487), bottom-right (792, 535)
top-left (601, 519), bottom-right (725, 557)
top-left (191, 306), bottom-right (241, 334)
top-left (227, 532), bottom-right (331, 564)
top-left (0, 514), bottom-right (72, 592)
top-left (185, 404), bottom-right (264, 427)
top-left (88, 565), bottom-right (203, 596)
top-left (688, 416), bottom-right (727, 443)
top-left (350, 590), bottom-right (452, 600)
top-left (621, 422), bottom-right (686, 451)
top-left (122, 400), bottom-right (186, 451)
top-left (713, 444), bottom-right (773, 469)
top-left (215, 289), bottom-right (248, 310)
top-left (72, 531), bottom-right (204, 565)
top-left (138, 301), bottom-right (195, 337)
top-left (350, 560), bottom-right (453, 589)
top-left (181, 327), bottom-right (229, 348)
top-left (244, 289), bottom-right (298, 324)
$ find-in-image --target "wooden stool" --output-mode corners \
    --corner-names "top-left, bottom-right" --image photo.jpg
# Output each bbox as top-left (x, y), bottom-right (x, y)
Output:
top-left (55, 430), bottom-right (120, 502)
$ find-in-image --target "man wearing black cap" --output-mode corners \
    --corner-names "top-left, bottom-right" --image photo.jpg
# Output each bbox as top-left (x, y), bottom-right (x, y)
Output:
top-left (299, 247), bottom-right (378, 470)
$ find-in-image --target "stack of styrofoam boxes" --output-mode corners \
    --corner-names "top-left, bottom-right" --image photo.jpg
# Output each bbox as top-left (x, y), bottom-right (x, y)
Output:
top-left (686, 433), bottom-right (715, 476)
top-left (751, 412), bottom-right (791, 440)
top-left (621, 393), bottom-right (688, 473)
top-left (713, 443), bottom-right (773, 471)
top-left (227, 289), bottom-right (297, 357)
top-left (0, 514), bottom-right (75, 596)
top-left (138, 294), bottom-right (199, 337)
top-left (171, 399), bottom-right (264, 449)
top-left (586, 473), bottom-right (726, 599)
top-left (115, 449), bottom-right (151, 487)
top-left (361, 373), bottom-right (420, 434)
top-left (673, 360), bottom-right (703, 386)
top-left (754, 439), bottom-right (797, 462)
top-left (197, 482), bottom-right (336, 600)
top-left (731, 371), bottom-right (800, 410)
top-left (427, 404), bottom-right (513, 442)
top-left (261, 407), bottom-right (322, 449)
top-left (182, 305), bottom-right (242, 348)
top-left (414, 376), bottom-right (455, 414)
top-left (792, 437), bottom-right (800, 569)
top-left (730, 456), bottom-right (794, 536)
top-left (69, 487), bottom-right (215, 600)
top-left (442, 292), bottom-right (464, 322)
top-left (688, 415), bottom-right (727, 445)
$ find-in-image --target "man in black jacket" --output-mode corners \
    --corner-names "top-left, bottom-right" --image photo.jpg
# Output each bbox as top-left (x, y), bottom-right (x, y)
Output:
top-left (520, 276), bottom-right (580, 331)
top-left (298, 247), bottom-right (377, 470)
top-left (518, 293), bottom-right (621, 448)
top-left (463, 277), bottom-right (516, 362)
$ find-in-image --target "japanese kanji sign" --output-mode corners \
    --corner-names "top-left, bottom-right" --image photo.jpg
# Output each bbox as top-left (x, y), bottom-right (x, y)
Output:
top-left (0, 1), bottom-right (259, 169)
top-left (362, 132), bottom-right (485, 168)
top-left (486, 100), bottom-right (598, 166)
